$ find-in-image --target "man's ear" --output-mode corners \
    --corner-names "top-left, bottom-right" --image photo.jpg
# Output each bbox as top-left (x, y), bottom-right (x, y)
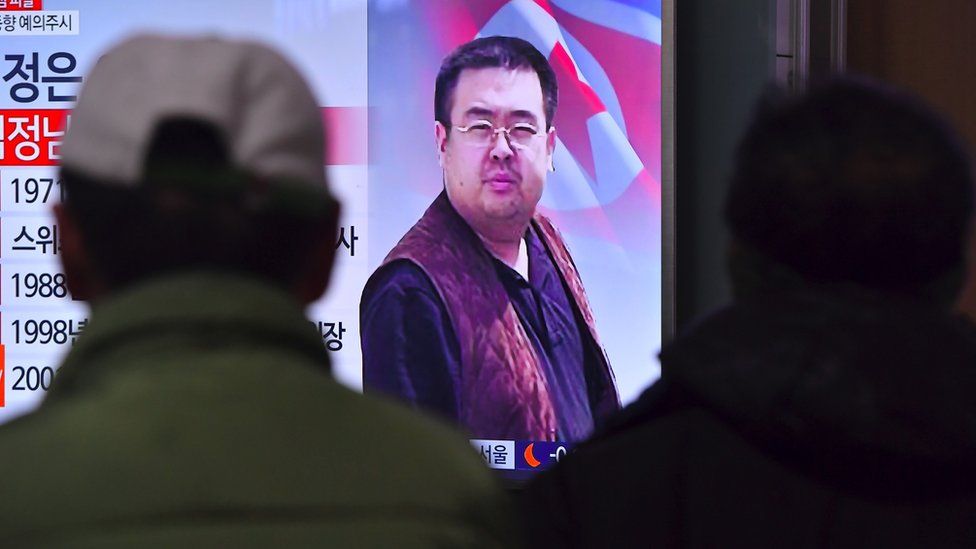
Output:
top-left (434, 121), bottom-right (448, 168)
top-left (53, 203), bottom-right (103, 302)
top-left (546, 126), bottom-right (557, 169)
top-left (293, 201), bottom-right (341, 305)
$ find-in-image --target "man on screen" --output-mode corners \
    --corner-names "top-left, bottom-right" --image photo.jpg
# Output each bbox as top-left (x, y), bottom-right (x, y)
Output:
top-left (361, 36), bottom-right (619, 442)
top-left (0, 34), bottom-right (508, 546)
top-left (523, 79), bottom-right (976, 547)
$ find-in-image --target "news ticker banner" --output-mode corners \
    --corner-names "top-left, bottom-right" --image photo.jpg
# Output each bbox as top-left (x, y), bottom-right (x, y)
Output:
top-left (472, 439), bottom-right (572, 472)
top-left (0, 0), bottom-right (368, 422)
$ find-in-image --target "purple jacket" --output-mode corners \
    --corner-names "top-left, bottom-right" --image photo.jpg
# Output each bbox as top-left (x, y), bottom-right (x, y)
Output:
top-left (375, 192), bottom-right (619, 440)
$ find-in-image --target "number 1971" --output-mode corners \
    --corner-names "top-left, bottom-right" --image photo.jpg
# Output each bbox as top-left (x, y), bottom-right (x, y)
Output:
top-left (10, 178), bottom-right (63, 205)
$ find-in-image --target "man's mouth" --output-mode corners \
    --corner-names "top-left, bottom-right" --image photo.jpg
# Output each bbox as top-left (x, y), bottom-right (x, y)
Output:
top-left (486, 174), bottom-right (518, 191)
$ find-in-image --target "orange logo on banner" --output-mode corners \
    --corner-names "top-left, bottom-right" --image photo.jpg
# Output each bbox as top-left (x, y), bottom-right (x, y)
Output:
top-left (523, 442), bottom-right (541, 468)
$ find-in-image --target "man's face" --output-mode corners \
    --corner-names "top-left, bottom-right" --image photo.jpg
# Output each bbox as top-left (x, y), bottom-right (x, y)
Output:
top-left (435, 67), bottom-right (555, 239)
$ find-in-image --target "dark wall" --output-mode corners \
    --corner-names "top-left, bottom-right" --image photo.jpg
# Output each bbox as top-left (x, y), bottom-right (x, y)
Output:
top-left (847, 0), bottom-right (976, 153)
top-left (675, 0), bottom-right (776, 330)
top-left (845, 0), bottom-right (976, 315)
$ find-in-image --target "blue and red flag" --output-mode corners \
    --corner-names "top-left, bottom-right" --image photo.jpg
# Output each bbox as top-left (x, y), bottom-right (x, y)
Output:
top-left (412, 0), bottom-right (662, 255)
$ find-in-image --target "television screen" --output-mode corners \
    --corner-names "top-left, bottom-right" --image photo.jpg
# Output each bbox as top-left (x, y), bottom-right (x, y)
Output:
top-left (0, 0), bottom-right (665, 479)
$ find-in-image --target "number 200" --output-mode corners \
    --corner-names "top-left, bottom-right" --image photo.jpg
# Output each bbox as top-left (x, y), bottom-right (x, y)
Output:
top-left (10, 366), bottom-right (57, 391)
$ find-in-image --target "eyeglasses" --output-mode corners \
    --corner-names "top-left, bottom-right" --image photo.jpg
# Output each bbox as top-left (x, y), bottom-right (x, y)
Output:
top-left (452, 120), bottom-right (546, 149)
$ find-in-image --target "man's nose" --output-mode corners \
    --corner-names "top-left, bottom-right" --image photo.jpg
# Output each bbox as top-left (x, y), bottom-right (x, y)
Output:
top-left (489, 129), bottom-right (515, 161)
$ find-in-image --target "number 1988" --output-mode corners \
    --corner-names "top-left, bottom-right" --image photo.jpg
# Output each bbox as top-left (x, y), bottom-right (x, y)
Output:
top-left (12, 272), bottom-right (68, 299)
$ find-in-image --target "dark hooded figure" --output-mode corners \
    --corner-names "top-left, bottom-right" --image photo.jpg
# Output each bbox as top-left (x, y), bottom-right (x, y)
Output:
top-left (523, 78), bottom-right (976, 548)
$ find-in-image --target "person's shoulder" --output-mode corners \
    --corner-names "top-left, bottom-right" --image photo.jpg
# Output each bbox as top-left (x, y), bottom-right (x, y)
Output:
top-left (519, 389), bottom-right (715, 548)
top-left (0, 401), bottom-right (123, 537)
top-left (261, 362), bottom-right (497, 502)
top-left (522, 377), bottom-right (723, 513)
top-left (364, 259), bottom-right (436, 294)
top-left (361, 259), bottom-right (445, 315)
top-left (333, 388), bottom-right (486, 474)
top-left (530, 211), bottom-right (566, 243)
top-left (318, 385), bottom-right (512, 539)
top-left (562, 379), bottom-right (696, 461)
top-left (0, 374), bottom-right (511, 545)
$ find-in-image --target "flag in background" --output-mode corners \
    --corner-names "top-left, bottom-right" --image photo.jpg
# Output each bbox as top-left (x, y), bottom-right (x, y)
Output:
top-left (413, 0), bottom-right (662, 255)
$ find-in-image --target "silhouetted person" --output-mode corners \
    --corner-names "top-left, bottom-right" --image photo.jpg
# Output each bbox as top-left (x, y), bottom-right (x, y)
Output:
top-left (0, 34), bottom-right (509, 547)
top-left (523, 78), bottom-right (976, 548)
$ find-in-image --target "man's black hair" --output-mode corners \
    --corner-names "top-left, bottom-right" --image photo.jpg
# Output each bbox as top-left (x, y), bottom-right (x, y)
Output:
top-left (61, 117), bottom-right (335, 291)
top-left (726, 77), bottom-right (974, 300)
top-left (434, 35), bottom-right (558, 130)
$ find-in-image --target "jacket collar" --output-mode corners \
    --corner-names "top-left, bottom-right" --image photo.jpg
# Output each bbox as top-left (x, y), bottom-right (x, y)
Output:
top-left (46, 271), bottom-right (330, 403)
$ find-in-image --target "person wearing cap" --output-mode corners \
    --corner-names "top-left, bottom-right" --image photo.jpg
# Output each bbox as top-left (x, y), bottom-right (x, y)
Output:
top-left (0, 34), bottom-right (510, 547)
top-left (360, 36), bottom-right (620, 444)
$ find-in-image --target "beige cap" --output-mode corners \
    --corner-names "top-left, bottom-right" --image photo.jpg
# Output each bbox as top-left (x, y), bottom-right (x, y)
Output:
top-left (60, 33), bottom-right (329, 198)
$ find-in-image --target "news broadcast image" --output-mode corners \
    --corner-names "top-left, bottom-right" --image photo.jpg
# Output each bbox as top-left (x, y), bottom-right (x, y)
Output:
top-left (0, 0), bottom-right (661, 476)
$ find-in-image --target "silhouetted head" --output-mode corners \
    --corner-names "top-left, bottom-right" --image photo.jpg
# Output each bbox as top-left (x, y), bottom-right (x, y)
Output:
top-left (57, 34), bottom-right (339, 303)
top-left (726, 77), bottom-right (974, 305)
